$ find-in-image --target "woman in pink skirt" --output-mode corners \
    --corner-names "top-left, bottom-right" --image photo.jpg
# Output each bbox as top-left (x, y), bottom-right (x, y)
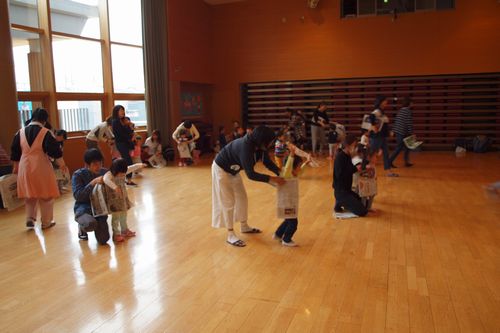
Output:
top-left (10, 108), bottom-right (67, 229)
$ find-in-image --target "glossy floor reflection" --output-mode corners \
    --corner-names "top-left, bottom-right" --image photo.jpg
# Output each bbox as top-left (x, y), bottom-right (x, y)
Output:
top-left (0, 152), bottom-right (499, 332)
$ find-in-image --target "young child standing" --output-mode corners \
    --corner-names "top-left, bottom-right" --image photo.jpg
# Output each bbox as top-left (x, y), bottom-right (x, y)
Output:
top-left (327, 124), bottom-right (339, 160)
top-left (274, 130), bottom-right (287, 169)
top-left (177, 129), bottom-right (191, 166)
top-left (103, 158), bottom-right (145, 242)
top-left (273, 146), bottom-right (308, 247)
top-left (352, 144), bottom-right (376, 211)
top-left (130, 135), bottom-right (143, 164)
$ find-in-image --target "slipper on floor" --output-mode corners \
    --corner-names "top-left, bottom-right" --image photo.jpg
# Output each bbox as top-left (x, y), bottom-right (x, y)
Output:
top-left (26, 220), bottom-right (35, 228)
top-left (78, 230), bottom-right (89, 241)
top-left (226, 239), bottom-right (246, 247)
top-left (241, 228), bottom-right (261, 234)
top-left (41, 222), bottom-right (56, 229)
top-left (334, 211), bottom-right (359, 219)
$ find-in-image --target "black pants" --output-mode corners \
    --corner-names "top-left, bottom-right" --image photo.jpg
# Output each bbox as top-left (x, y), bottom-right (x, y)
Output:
top-left (370, 136), bottom-right (391, 170)
top-left (76, 214), bottom-right (110, 245)
top-left (275, 218), bottom-right (298, 243)
top-left (334, 190), bottom-right (368, 217)
top-left (389, 134), bottom-right (410, 165)
top-left (116, 141), bottom-right (133, 180)
top-left (85, 139), bottom-right (99, 150)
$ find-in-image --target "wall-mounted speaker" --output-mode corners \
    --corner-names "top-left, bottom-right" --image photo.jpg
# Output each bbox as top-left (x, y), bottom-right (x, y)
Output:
top-left (308, 0), bottom-right (320, 9)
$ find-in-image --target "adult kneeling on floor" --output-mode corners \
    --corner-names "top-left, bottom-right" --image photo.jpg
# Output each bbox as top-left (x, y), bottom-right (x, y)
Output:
top-left (72, 149), bottom-right (110, 244)
top-left (212, 125), bottom-right (285, 247)
top-left (333, 134), bottom-right (368, 217)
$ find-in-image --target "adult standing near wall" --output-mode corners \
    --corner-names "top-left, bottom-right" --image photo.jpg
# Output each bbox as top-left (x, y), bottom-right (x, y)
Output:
top-left (310, 102), bottom-right (329, 156)
top-left (389, 96), bottom-right (414, 167)
top-left (111, 105), bottom-right (136, 186)
top-left (369, 96), bottom-right (398, 177)
top-left (212, 125), bottom-right (285, 247)
top-left (172, 120), bottom-right (200, 157)
top-left (10, 108), bottom-right (67, 229)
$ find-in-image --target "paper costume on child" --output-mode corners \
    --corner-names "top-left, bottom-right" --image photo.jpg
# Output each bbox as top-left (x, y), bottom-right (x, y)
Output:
top-left (0, 174), bottom-right (24, 211)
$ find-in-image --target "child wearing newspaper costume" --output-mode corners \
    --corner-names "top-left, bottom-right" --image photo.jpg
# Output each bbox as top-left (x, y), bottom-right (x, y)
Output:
top-left (352, 144), bottom-right (377, 211)
top-left (103, 158), bottom-right (145, 242)
top-left (273, 145), bottom-right (309, 247)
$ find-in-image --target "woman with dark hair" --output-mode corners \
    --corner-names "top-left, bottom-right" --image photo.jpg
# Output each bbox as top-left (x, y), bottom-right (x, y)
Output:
top-left (369, 96), bottom-right (398, 177)
top-left (145, 129), bottom-right (162, 155)
top-left (212, 125), bottom-right (285, 247)
top-left (10, 108), bottom-right (67, 229)
top-left (111, 105), bottom-right (136, 185)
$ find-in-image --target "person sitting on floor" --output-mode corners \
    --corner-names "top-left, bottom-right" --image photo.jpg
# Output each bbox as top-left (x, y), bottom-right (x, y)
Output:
top-left (333, 134), bottom-right (368, 217)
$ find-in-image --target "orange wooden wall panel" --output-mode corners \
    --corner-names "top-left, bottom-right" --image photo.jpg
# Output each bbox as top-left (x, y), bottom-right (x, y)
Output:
top-left (208, 0), bottom-right (500, 127)
top-left (167, 0), bottom-right (213, 84)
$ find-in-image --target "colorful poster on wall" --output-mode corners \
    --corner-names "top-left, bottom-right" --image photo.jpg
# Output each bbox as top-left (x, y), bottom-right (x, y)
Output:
top-left (180, 93), bottom-right (203, 117)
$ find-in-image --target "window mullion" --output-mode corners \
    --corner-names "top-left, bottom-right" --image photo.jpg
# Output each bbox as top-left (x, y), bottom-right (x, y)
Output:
top-left (99, 0), bottom-right (114, 120)
top-left (37, 0), bottom-right (58, 128)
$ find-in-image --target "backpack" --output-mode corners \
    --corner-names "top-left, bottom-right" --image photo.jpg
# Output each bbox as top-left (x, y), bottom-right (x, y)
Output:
top-left (472, 135), bottom-right (491, 153)
top-left (162, 146), bottom-right (175, 162)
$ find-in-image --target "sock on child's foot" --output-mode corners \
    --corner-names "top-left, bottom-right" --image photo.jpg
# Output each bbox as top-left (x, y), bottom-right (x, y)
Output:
top-left (240, 221), bottom-right (256, 233)
top-left (227, 231), bottom-right (241, 244)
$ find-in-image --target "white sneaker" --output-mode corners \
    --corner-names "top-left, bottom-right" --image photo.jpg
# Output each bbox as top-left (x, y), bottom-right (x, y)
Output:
top-left (282, 240), bottom-right (298, 247)
top-left (272, 233), bottom-right (281, 241)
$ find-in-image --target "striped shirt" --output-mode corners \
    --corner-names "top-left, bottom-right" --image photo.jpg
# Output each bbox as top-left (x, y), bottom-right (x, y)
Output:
top-left (392, 107), bottom-right (413, 137)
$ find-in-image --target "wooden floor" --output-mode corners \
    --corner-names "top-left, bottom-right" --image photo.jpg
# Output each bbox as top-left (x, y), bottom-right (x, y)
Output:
top-left (0, 152), bottom-right (499, 333)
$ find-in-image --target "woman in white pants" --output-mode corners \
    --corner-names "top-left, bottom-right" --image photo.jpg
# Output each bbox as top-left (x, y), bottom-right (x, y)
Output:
top-left (212, 126), bottom-right (285, 247)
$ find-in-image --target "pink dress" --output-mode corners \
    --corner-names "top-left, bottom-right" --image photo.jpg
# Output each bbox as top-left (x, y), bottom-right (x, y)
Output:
top-left (17, 126), bottom-right (60, 199)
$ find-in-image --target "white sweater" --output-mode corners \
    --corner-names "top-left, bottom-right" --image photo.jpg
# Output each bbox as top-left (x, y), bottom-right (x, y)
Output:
top-left (145, 137), bottom-right (162, 154)
top-left (172, 123), bottom-right (200, 143)
top-left (87, 122), bottom-right (114, 142)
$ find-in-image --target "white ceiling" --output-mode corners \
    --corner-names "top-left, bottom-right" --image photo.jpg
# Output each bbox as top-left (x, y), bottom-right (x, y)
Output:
top-left (204, 0), bottom-right (246, 5)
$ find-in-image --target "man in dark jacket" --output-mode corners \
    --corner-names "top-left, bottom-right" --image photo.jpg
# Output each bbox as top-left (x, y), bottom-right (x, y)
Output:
top-left (72, 149), bottom-right (110, 244)
top-left (212, 125), bottom-right (285, 247)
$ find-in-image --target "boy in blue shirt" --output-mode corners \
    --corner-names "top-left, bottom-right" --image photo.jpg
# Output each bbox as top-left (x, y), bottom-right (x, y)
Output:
top-left (72, 149), bottom-right (110, 244)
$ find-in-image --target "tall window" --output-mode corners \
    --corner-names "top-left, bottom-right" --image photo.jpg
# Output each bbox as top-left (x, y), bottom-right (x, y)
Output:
top-left (52, 36), bottom-right (104, 93)
top-left (8, 0), bottom-right (146, 132)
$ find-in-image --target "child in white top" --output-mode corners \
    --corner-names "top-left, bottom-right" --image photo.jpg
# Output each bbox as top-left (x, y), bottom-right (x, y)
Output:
top-left (145, 130), bottom-right (163, 156)
top-left (177, 129), bottom-right (191, 166)
top-left (103, 158), bottom-right (145, 242)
